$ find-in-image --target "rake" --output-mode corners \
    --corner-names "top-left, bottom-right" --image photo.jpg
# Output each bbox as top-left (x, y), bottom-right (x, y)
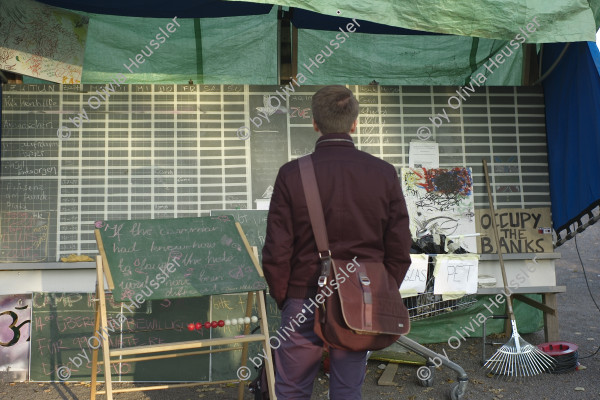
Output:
top-left (481, 159), bottom-right (556, 378)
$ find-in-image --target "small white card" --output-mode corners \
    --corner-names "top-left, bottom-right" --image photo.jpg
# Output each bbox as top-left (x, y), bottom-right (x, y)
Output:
top-left (400, 254), bottom-right (428, 298)
top-left (433, 254), bottom-right (479, 300)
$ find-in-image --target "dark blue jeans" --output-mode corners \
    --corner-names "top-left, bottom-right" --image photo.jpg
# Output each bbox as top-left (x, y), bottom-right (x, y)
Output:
top-left (274, 297), bottom-right (368, 399)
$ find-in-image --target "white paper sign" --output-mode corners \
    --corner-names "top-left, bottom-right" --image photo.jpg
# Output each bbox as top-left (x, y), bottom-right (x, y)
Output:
top-left (433, 255), bottom-right (479, 300)
top-left (409, 141), bottom-right (439, 168)
top-left (400, 254), bottom-right (428, 297)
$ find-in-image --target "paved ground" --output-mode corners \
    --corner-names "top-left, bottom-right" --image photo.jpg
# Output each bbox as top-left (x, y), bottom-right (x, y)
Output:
top-left (1, 223), bottom-right (599, 399)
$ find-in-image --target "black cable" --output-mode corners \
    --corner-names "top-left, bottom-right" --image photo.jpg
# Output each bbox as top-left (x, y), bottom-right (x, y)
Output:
top-left (549, 350), bottom-right (579, 374)
top-left (574, 235), bottom-right (600, 359)
top-left (579, 345), bottom-right (600, 359)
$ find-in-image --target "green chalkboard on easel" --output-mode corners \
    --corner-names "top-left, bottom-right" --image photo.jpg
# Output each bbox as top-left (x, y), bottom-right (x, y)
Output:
top-left (95, 215), bottom-right (267, 301)
top-left (210, 210), bottom-right (267, 264)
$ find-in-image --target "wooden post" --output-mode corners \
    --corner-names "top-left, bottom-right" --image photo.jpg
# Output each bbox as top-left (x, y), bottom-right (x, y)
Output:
top-left (95, 256), bottom-right (114, 399)
top-left (542, 293), bottom-right (560, 342)
top-left (238, 291), bottom-right (255, 399)
top-left (90, 284), bottom-right (102, 400)
top-left (257, 290), bottom-right (276, 399)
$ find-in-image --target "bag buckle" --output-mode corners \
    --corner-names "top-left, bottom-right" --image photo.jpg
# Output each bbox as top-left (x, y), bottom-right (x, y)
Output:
top-left (318, 250), bottom-right (332, 287)
top-left (318, 250), bottom-right (331, 259)
top-left (318, 276), bottom-right (327, 287)
top-left (359, 275), bottom-right (371, 286)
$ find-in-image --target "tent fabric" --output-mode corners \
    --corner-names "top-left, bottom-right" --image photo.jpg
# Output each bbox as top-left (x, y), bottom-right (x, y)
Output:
top-left (297, 29), bottom-right (524, 86)
top-left (230, 0), bottom-right (598, 43)
top-left (291, 9), bottom-right (440, 36)
top-left (37, 0), bottom-right (272, 18)
top-left (542, 41), bottom-right (600, 243)
top-left (75, 9), bottom-right (278, 84)
top-left (406, 295), bottom-right (543, 345)
top-left (592, 0), bottom-right (600, 27)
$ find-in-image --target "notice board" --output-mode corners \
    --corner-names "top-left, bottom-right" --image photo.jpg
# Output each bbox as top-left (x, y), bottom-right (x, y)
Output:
top-left (0, 84), bottom-right (551, 262)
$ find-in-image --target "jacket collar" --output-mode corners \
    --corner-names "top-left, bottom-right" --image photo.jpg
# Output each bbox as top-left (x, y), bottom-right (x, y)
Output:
top-left (315, 133), bottom-right (355, 149)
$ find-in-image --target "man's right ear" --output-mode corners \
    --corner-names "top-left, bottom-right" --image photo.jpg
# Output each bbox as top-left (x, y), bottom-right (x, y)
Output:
top-left (312, 120), bottom-right (321, 133)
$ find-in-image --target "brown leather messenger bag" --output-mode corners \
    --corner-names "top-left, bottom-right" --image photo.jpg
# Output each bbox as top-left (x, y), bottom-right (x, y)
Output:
top-left (298, 155), bottom-right (410, 351)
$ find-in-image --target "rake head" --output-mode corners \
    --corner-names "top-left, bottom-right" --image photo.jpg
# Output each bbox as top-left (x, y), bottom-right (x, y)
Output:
top-left (484, 332), bottom-right (556, 378)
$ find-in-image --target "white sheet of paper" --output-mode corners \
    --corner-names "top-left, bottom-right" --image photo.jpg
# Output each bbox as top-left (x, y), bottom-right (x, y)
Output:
top-left (409, 141), bottom-right (439, 168)
top-left (255, 199), bottom-right (270, 210)
top-left (400, 254), bottom-right (428, 297)
top-left (433, 255), bottom-right (479, 299)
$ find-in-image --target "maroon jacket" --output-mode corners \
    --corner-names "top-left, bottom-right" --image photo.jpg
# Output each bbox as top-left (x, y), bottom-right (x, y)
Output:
top-left (262, 133), bottom-right (412, 308)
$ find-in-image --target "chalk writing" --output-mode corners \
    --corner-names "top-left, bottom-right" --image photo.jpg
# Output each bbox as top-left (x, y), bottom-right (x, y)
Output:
top-left (0, 211), bottom-right (50, 261)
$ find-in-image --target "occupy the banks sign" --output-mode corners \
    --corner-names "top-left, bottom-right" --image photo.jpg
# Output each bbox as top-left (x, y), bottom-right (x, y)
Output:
top-left (475, 208), bottom-right (552, 253)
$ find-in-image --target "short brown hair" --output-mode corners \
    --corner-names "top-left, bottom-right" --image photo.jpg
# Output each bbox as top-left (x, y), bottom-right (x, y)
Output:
top-left (311, 85), bottom-right (359, 134)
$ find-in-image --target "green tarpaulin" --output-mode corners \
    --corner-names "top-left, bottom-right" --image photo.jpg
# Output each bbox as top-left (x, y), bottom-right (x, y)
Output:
top-left (232, 0), bottom-right (598, 42)
top-left (407, 295), bottom-right (543, 344)
top-left (24, 7), bottom-right (278, 84)
top-left (81, 8), bottom-right (278, 84)
top-left (297, 30), bottom-right (524, 85)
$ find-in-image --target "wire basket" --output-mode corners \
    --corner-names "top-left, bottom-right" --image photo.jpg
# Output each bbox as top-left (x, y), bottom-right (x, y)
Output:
top-left (403, 291), bottom-right (477, 321)
top-left (402, 254), bottom-right (478, 320)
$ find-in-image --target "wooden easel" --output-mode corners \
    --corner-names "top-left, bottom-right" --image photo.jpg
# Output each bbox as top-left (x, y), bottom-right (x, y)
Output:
top-left (90, 223), bottom-right (277, 399)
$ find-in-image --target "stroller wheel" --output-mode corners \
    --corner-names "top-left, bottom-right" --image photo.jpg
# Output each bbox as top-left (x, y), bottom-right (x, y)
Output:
top-left (450, 382), bottom-right (467, 400)
top-left (417, 364), bottom-right (435, 387)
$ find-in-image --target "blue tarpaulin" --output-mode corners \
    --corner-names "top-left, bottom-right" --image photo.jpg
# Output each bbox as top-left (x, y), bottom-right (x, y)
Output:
top-left (542, 41), bottom-right (600, 243)
top-left (37, 0), bottom-right (272, 17)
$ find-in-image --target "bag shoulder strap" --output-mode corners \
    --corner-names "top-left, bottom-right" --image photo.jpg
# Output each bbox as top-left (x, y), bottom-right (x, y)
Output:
top-left (298, 155), bottom-right (333, 287)
top-left (298, 155), bottom-right (330, 253)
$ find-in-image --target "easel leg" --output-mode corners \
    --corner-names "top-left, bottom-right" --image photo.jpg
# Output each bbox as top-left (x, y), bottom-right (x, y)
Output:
top-left (238, 291), bottom-right (255, 400)
top-left (543, 293), bottom-right (559, 342)
top-left (95, 256), bottom-right (114, 400)
top-left (257, 291), bottom-right (276, 400)
top-left (90, 291), bottom-right (101, 400)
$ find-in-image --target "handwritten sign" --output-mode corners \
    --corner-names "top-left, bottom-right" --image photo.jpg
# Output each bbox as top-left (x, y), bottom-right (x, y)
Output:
top-left (475, 208), bottom-right (552, 253)
top-left (95, 216), bottom-right (267, 301)
top-left (0, 211), bottom-right (50, 262)
top-left (0, 0), bottom-right (88, 83)
top-left (400, 254), bottom-right (428, 298)
top-left (433, 255), bottom-right (479, 300)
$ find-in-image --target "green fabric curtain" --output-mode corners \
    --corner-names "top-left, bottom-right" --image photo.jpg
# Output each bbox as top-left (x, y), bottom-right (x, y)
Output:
top-left (231, 0), bottom-right (598, 43)
top-left (297, 30), bottom-right (524, 85)
top-left (24, 7), bottom-right (278, 84)
top-left (81, 8), bottom-right (278, 84)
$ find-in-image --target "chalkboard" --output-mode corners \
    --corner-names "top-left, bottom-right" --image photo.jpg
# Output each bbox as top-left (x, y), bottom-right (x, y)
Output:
top-left (95, 215), bottom-right (267, 301)
top-left (29, 292), bottom-right (213, 382)
top-left (0, 211), bottom-right (52, 262)
top-left (287, 91), bottom-right (319, 158)
top-left (30, 292), bottom-right (280, 382)
top-left (209, 292), bottom-right (281, 381)
top-left (210, 210), bottom-right (268, 264)
top-left (248, 86), bottom-right (289, 202)
top-left (0, 84), bottom-right (551, 263)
